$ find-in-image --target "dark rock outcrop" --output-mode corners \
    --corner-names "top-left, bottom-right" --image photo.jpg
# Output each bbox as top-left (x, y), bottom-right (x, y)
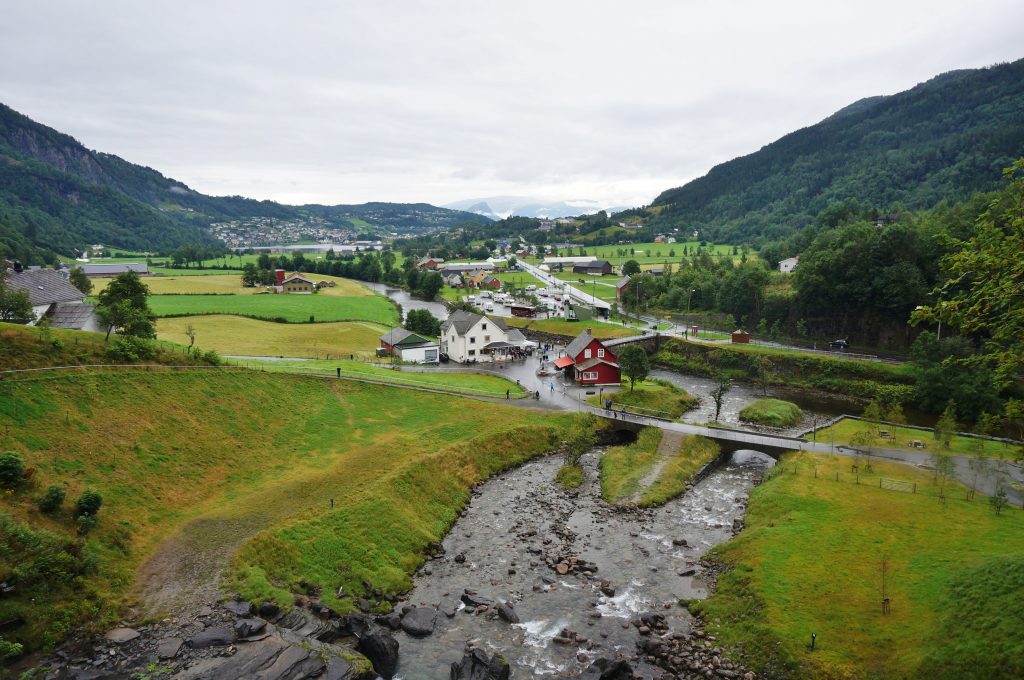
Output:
top-left (450, 645), bottom-right (511, 680)
top-left (356, 630), bottom-right (400, 679)
top-left (400, 606), bottom-right (438, 637)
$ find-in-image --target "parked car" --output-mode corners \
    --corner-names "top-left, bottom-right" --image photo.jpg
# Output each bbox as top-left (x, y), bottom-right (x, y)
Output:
top-left (829, 338), bottom-right (850, 350)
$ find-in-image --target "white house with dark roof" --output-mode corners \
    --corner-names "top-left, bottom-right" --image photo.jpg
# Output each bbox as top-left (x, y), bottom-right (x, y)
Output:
top-left (778, 256), bottom-right (799, 273)
top-left (379, 328), bottom-right (440, 364)
top-left (6, 269), bottom-right (107, 332)
top-left (439, 310), bottom-right (511, 363)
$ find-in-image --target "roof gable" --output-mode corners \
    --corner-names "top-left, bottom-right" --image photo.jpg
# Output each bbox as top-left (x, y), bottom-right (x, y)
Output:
top-left (8, 269), bottom-right (85, 306)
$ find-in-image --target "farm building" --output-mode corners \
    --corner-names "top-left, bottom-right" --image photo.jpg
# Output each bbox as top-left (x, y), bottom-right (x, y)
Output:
top-left (417, 257), bottom-right (445, 269)
top-left (731, 329), bottom-right (751, 344)
top-left (279, 274), bottom-right (316, 294)
top-left (80, 263), bottom-right (149, 277)
top-left (6, 268), bottom-right (107, 332)
top-left (553, 329), bottom-right (620, 386)
top-left (572, 260), bottom-right (613, 276)
top-left (778, 256), bottom-right (799, 273)
top-left (379, 328), bottom-right (440, 364)
top-left (615, 275), bottom-right (630, 300)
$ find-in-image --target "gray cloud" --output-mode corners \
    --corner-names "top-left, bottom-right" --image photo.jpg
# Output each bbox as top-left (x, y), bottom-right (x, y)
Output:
top-left (2, 0), bottom-right (1022, 208)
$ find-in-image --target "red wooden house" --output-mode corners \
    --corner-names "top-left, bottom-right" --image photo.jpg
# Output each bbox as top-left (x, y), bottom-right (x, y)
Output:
top-left (554, 329), bottom-right (620, 385)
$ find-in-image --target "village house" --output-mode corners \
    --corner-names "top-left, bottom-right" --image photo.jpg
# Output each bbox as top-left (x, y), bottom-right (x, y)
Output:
top-left (6, 268), bottom-right (107, 332)
top-left (552, 329), bottom-right (621, 386)
top-left (417, 256), bottom-right (445, 269)
top-left (439, 310), bottom-right (512, 363)
top-left (379, 328), bottom-right (440, 363)
top-left (280, 274), bottom-right (316, 294)
top-left (615, 275), bottom-right (631, 300)
top-left (571, 259), bottom-right (613, 276)
top-left (778, 256), bottom-right (799, 273)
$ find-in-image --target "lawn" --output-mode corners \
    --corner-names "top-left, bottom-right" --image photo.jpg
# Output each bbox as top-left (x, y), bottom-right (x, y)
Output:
top-left (93, 273), bottom-right (374, 297)
top-left (739, 398), bottom-right (804, 428)
top-left (526, 241), bottom-right (754, 267)
top-left (638, 435), bottom-right (719, 507)
top-left (157, 315), bottom-right (388, 359)
top-left (0, 366), bottom-right (579, 649)
top-left (238, 358), bottom-right (529, 399)
top-left (588, 379), bottom-right (699, 419)
top-left (693, 452), bottom-right (1024, 678)
top-left (816, 417), bottom-right (1021, 461)
top-left (146, 292), bottom-right (399, 324)
top-left (504, 316), bottom-right (641, 340)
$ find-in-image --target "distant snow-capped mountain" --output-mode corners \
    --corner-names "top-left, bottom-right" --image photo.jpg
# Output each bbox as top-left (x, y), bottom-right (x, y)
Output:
top-left (444, 196), bottom-right (629, 220)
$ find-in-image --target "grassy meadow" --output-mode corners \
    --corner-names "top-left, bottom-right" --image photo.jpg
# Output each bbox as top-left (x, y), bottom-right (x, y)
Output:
top-left (590, 379), bottom-right (699, 419)
top-left (739, 398), bottom-right (804, 427)
top-left (0, 366), bottom-right (579, 649)
top-left (147, 292), bottom-right (398, 324)
top-left (693, 452), bottom-right (1024, 679)
top-left (638, 435), bottom-right (719, 507)
top-left (600, 427), bottom-right (664, 503)
top-left (816, 418), bottom-right (1022, 461)
top-left (157, 315), bottom-right (389, 359)
top-left (92, 273), bottom-right (375, 298)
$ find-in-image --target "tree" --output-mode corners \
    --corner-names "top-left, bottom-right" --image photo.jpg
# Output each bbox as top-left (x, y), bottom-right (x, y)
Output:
top-left (911, 160), bottom-right (1024, 387)
top-left (1005, 399), bottom-right (1024, 441)
top-left (96, 271), bottom-right (155, 339)
top-left (618, 345), bottom-right (649, 392)
top-left (622, 260), bottom-right (641, 276)
top-left (75, 490), bottom-right (103, 517)
top-left (755, 356), bottom-right (773, 396)
top-left (0, 273), bottom-right (33, 323)
top-left (711, 373), bottom-right (732, 422)
top-left (886, 403), bottom-right (907, 445)
top-left (989, 487), bottom-right (1009, 514)
top-left (38, 485), bottom-right (66, 513)
top-left (184, 323), bottom-right (197, 350)
top-left (0, 451), bottom-right (25, 488)
top-left (405, 309), bottom-right (441, 337)
top-left (69, 266), bottom-right (92, 295)
top-left (930, 450), bottom-right (955, 488)
top-left (934, 401), bottom-right (958, 449)
top-left (418, 272), bottom-right (443, 300)
top-left (241, 262), bottom-right (260, 286)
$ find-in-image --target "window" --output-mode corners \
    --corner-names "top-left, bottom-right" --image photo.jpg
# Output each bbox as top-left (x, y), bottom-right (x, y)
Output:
top-left (584, 348), bottom-right (592, 359)
top-left (482, 323), bottom-right (487, 330)
top-left (469, 336), bottom-right (476, 344)
top-left (468, 349), bottom-right (476, 356)
top-left (485, 335), bottom-right (491, 342)
top-left (582, 371), bottom-right (599, 381)
top-left (597, 348), bottom-right (605, 358)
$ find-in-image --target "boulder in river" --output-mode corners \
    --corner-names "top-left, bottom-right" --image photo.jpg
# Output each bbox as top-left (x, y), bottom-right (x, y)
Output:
top-left (356, 630), bottom-right (400, 679)
top-left (460, 591), bottom-right (495, 609)
top-left (400, 606), bottom-right (438, 637)
top-left (496, 601), bottom-right (519, 624)
top-left (188, 626), bottom-right (233, 649)
top-left (450, 645), bottom-right (511, 680)
top-left (222, 599), bottom-right (254, 616)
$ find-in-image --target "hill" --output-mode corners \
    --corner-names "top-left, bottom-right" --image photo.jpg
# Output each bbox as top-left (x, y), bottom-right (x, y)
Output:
top-left (0, 323), bottom-right (579, 652)
top-left (650, 58), bottom-right (1024, 242)
top-left (0, 103), bottom-right (489, 262)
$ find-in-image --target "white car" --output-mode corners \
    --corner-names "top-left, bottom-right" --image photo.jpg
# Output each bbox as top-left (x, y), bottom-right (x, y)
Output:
top-left (525, 285), bottom-right (536, 291)
top-left (479, 291), bottom-right (493, 299)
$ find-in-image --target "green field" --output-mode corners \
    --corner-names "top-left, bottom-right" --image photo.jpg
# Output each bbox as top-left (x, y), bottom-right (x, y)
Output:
top-left (240, 358), bottom-right (528, 399)
top-left (93, 273), bottom-right (375, 297)
top-left (0, 358), bottom-right (579, 649)
top-left (818, 417), bottom-right (1022, 461)
top-left (589, 379), bottom-right (699, 419)
top-left (527, 241), bottom-right (752, 267)
top-left (693, 452), bottom-right (1024, 678)
top-left (600, 427), bottom-right (664, 503)
top-left (157, 315), bottom-right (388, 359)
top-left (146, 292), bottom-right (398, 324)
top-left (504, 316), bottom-right (641, 339)
top-left (638, 435), bottom-right (719, 507)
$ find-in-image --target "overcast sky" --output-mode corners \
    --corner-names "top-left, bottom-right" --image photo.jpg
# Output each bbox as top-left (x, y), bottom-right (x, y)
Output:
top-left (2, 1), bottom-right (1022, 209)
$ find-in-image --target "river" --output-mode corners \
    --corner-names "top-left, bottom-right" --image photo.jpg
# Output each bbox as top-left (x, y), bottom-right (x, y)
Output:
top-left (391, 447), bottom-right (774, 678)
top-left (361, 282), bottom-right (450, 322)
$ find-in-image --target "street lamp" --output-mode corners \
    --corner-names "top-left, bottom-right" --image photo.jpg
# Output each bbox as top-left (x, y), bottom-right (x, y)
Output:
top-left (686, 288), bottom-right (697, 316)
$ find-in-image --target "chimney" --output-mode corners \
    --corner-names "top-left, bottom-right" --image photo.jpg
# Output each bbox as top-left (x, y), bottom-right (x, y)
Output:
top-left (275, 269), bottom-right (286, 285)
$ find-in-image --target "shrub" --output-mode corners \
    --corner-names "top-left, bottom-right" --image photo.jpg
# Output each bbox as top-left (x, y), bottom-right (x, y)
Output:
top-left (203, 349), bottom-right (221, 365)
top-left (555, 464), bottom-right (584, 489)
top-left (76, 514), bottom-right (98, 535)
top-left (739, 399), bottom-right (804, 428)
top-left (105, 335), bottom-right (157, 361)
top-left (0, 451), bottom-right (25, 488)
top-left (38, 485), bottom-right (66, 513)
top-left (75, 490), bottom-right (103, 517)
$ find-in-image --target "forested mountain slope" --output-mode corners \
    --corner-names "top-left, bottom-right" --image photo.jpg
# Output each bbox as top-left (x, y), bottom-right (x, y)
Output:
top-left (0, 103), bottom-right (487, 262)
top-left (650, 58), bottom-right (1024, 242)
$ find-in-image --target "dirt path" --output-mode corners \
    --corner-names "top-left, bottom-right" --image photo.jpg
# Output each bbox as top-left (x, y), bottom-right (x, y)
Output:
top-left (624, 430), bottom-right (684, 505)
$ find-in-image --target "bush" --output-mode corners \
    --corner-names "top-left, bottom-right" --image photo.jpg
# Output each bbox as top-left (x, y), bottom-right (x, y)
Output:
top-left (38, 485), bottom-right (66, 513)
top-left (75, 490), bottom-right (103, 517)
top-left (76, 514), bottom-right (98, 534)
top-left (555, 464), bottom-right (584, 489)
top-left (203, 349), bottom-right (221, 365)
top-left (739, 399), bottom-right (804, 427)
top-left (0, 451), bottom-right (25, 488)
top-left (105, 335), bottom-right (157, 361)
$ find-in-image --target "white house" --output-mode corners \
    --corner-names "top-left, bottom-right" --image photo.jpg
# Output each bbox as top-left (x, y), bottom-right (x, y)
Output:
top-left (440, 310), bottom-right (512, 363)
top-left (379, 328), bottom-right (440, 364)
top-left (6, 268), bottom-right (107, 332)
top-left (778, 256), bottom-right (800, 273)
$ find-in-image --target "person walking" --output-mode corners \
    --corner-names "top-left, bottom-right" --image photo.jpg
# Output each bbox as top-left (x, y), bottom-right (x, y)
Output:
top-left (505, 389), bottom-right (510, 399)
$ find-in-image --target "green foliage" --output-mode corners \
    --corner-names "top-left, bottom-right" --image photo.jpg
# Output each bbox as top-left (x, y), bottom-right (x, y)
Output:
top-left (910, 331), bottom-right (1001, 420)
top-left (934, 401), bottom-right (958, 449)
top-left (989, 487), bottom-right (1009, 515)
top-left (738, 399), bottom-right (803, 427)
top-left (622, 260), bottom-right (641, 275)
top-left (105, 335), bottom-right (157, 362)
top-left (68, 267), bottom-right (92, 295)
top-left (618, 345), bottom-right (649, 392)
top-left (0, 451), bottom-right (25, 488)
top-left (555, 464), bottom-right (584, 489)
top-left (404, 309), bottom-right (441, 337)
top-left (96, 271), bottom-right (155, 338)
top-left (638, 436), bottom-right (720, 507)
top-left (0, 273), bottom-right (33, 323)
top-left (38, 485), bottom-right (66, 513)
top-left (74, 490), bottom-right (103, 517)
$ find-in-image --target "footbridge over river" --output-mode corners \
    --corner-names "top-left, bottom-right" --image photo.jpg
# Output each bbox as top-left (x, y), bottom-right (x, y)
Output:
top-left (583, 402), bottom-right (832, 458)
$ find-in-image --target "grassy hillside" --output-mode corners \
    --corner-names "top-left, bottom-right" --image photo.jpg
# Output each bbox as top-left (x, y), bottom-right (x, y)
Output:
top-left (146, 292), bottom-right (399, 324)
top-left (0, 360), bottom-right (579, 650)
top-left (692, 452), bottom-right (1024, 679)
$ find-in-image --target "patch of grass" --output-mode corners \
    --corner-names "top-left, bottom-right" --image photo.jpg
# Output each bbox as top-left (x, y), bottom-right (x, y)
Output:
top-left (599, 428), bottom-right (663, 503)
top-left (638, 436), bottom-right (719, 507)
top-left (817, 418), bottom-right (1022, 461)
top-left (590, 379), bottom-right (698, 419)
top-left (243, 358), bottom-right (529, 398)
top-left (93, 273), bottom-right (375, 298)
top-left (694, 452), bottom-right (1024, 679)
top-left (0, 364), bottom-right (580, 650)
top-left (145, 293), bottom-right (399, 324)
top-left (157, 315), bottom-right (388, 359)
top-left (555, 464), bottom-right (584, 489)
top-left (504, 317), bottom-right (641, 340)
top-left (739, 398), bottom-right (803, 427)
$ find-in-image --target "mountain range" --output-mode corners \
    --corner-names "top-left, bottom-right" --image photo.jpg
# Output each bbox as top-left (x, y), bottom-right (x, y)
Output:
top-left (648, 57), bottom-right (1024, 242)
top-left (0, 104), bottom-right (489, 263)
top-left (444, 196), bottom-right (631, 220)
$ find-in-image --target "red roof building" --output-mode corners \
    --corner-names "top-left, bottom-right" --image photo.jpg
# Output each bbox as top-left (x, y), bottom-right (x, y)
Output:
top-left (559, 329), bottom-right (620, 385)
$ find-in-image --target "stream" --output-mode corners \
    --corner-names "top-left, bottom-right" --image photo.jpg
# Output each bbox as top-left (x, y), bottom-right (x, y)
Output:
top-left (392, 446), bottom-right (774, 678)
top-left (361, 282), bottom-right (451, 322)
